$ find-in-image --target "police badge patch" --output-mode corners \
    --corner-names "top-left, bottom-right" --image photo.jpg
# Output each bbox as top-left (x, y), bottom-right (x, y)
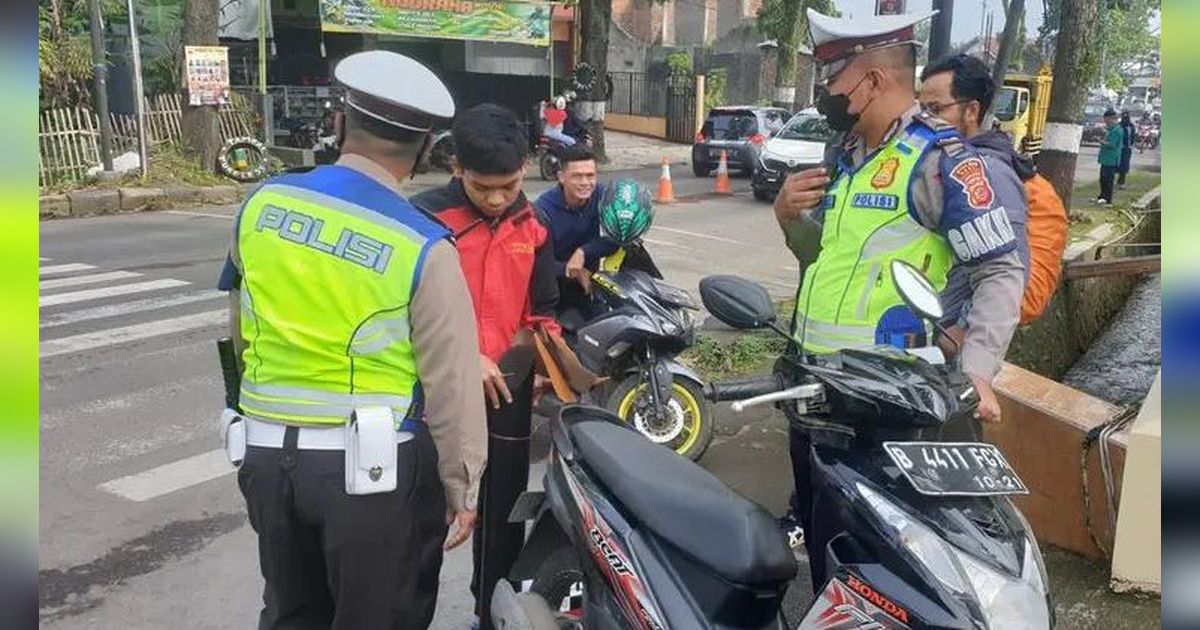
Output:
top-left (871, 157), bottom-right (900, 189)
top-left (948, 157), bottom-right (995, 210)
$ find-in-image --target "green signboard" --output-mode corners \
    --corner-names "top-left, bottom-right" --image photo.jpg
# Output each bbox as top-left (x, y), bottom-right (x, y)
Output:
top-left (320, 0), bottom-right (552, 47)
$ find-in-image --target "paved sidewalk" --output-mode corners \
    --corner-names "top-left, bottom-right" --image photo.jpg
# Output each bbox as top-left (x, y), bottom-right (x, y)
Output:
top-left (602, 130), bottom-right (692, 171)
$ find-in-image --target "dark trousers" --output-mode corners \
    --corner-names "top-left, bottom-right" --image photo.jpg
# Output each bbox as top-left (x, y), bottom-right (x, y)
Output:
top-left (470, 346), bottom-right (536, 629)
top-left (1099, 164), bottom-right (1118, 202)
top-left (239, 427), bottom-right (447, 630)
top-left (787, 424), bottom-right (833, 592)
top-left (1118, 148), bottom-right (1133, 184)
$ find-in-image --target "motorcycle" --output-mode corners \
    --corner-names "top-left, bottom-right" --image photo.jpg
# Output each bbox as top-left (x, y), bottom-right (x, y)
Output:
top-left (413, 128), bottom-right (455, 175)
top-left (1136, 123), bottom-right (1159, 152)
top-left (535, 128), bottom-right (593, 181)
top-left (563, 241), bottom-right (713, 461)
top-left (492, 261), bottom-right (1053, 630)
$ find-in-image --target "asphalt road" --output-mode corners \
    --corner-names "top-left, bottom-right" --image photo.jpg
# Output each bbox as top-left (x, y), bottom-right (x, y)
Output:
top-left (39, 148), bottom-right (1159, 628)
top-left (38, 166), bottom-right (807, 629)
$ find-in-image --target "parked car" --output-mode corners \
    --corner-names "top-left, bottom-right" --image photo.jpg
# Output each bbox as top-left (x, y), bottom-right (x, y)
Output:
top-left (691, 106), bottom-right (791, 177)
top-left (1080, 100), bottom-right (1110, 145)
top-left (751, 108), bottom-right (833, 201)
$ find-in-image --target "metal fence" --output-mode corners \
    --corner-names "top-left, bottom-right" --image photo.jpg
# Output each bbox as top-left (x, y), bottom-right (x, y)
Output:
top-left (608, 72), bottom-right (668, 118)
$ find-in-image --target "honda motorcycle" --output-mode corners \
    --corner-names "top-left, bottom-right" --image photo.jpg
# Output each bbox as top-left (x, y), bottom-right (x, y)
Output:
top-left (491, 261), bottom-right (1053, 630)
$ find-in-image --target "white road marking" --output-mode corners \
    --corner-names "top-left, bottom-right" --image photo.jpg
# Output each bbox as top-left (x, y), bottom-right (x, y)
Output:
top-left (162, 210), bottom-right (236, 220)
top-left (98, 449), bottom-right (235, 502)
top-left (651, 226), bottom-right (751, 246)
top-left (40, 270), bottom-right (142, 291)
top-left (39, 279), bottom-right (191, 307)
top-left (40, 257), bottom-right (50, 261)
top-left (39, 263), bottom-right (97, 276)
top-left (641, 237), bottom-right (691, 250)
top-left (40, 309), bottom-right (225, 358)
top-left (40, 290), bottom-right (225, 328)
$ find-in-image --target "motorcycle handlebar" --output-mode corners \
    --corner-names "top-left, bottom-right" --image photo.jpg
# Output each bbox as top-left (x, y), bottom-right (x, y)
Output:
top-left (706, 376), bottom-right (783, 402)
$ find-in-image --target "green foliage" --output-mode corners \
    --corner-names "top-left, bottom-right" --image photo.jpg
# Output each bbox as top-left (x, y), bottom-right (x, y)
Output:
top-left (138, 0), bottom-right (185, 95)
top-left (756, 0), bottom-right (837, 91)
top-left (38, 0), bottom-right (122, 108)
top-left (666, 50), bottom-right (692, 77)
top-left (681, 332), bottom-right (788, 378)
top-left (1037, 0), bottom-right (1159, 88)
top-left (704, 67), bottom-right (727, 112)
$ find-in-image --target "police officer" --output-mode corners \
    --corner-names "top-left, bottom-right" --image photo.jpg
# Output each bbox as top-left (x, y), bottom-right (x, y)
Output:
top-left (218, 51), bottom-right (487, 629)
top-left (773, 10), bottom-right (1026, 587)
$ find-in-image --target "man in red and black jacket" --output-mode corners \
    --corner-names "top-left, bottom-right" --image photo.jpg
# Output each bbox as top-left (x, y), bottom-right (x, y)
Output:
top-left (411, 103), bottom-right (559, 630)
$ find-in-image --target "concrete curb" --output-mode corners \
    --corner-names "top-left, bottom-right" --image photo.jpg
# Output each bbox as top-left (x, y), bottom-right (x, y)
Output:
top-left (1132, 185), bottom-right (1161, 211)
top-left (40, 182), bottom-right (256, 220)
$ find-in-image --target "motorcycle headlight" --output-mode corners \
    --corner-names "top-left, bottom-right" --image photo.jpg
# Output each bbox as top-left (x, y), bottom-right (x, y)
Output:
top-left (857, 483), bottom-right (1052, 629)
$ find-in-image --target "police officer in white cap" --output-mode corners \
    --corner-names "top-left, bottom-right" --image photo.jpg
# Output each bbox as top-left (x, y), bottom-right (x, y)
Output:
top-left (772, 9), bottom-right (1027, 587)
top-left (217, 50), bottom-right (487, 629)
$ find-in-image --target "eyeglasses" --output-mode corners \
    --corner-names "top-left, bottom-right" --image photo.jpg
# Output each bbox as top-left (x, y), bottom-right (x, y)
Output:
top-left (922, 99), bottom-right (970, 116)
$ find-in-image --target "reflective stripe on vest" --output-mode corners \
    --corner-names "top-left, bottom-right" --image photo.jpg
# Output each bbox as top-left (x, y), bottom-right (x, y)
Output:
top-left (236, 168), bottom-right (443, 427)
top-left (794, 121), bottom-right (954, 354)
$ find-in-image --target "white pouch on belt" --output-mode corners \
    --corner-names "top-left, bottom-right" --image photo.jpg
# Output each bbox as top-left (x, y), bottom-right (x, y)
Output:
top-left (220, 408), bottom-right (246, 466)
top-left (345, 406), bottom-right (398, 495)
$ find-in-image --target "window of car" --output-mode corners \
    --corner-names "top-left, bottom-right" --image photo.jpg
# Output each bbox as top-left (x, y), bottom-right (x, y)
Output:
top-left (702, 110), bottom-right (760, 140)
top-left (763, 110), bottom-right (788, 135)
top-left (777, 114), bottom-right (833, 143)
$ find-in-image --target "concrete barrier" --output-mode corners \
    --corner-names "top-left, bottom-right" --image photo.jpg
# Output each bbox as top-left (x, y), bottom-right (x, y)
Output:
top-left (988, 362), bottom-right (1127, 559)
top-left (1111, 371), bottom-right (1161, 593)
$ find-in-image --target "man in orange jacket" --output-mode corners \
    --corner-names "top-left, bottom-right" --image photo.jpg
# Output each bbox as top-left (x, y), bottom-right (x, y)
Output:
top-left (412, 103), bottom-right (560, 630)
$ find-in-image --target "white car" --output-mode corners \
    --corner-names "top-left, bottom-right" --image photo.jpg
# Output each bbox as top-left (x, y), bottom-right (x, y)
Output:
top-left (751, 108), bottom-right (834, 202)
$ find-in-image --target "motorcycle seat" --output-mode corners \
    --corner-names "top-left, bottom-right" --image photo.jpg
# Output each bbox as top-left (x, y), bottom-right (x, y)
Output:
top-left (567, 418), bottom-right (796, 586)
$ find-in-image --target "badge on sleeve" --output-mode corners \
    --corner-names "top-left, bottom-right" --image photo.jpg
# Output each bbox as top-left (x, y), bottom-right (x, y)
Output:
top-left (871, 157), bottom-right (900, 189)
top-left (948, 157), bottom-right (995, 210)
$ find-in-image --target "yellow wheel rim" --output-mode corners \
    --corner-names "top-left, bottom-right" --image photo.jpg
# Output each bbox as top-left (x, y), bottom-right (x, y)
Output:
top-left (616, 382), bottom-right (704, 455)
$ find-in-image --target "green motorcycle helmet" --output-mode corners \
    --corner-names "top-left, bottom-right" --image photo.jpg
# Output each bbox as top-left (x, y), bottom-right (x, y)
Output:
top-left (598, 179), bottom-right (655, 246)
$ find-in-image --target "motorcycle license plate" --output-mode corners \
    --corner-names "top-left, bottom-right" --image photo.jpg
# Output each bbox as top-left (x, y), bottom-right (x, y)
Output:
top-left (882, 442), bottom-right (1028, 497)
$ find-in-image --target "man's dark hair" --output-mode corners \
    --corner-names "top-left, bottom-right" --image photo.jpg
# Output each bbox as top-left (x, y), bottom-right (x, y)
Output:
top-left (452, 104), bottom-right (529, 175)
top-left (921, 54), bottom-right (996, 125)
top-left (343, 106), bottom-right (425, 158)
top-left (557, 143), bottom-right (595, 166)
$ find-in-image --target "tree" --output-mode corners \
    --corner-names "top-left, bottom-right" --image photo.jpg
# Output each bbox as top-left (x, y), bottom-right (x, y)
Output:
top-left (575, 0), bottom-right (612, 162)
top-left (1037, 0), bottom-right (1102, 207)
top-left (181, 0), bottom-right (220, 172)
top-left (38, 0), bottom-right (122, 108)
top-left (756, 0), bottom-right (837, 108)
top-left (1037, 0), bottom-right (1159, 89)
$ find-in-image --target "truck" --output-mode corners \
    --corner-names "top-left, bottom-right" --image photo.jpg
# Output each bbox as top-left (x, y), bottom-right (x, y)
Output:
top-left (993, 64), bottom-right (1054, 156)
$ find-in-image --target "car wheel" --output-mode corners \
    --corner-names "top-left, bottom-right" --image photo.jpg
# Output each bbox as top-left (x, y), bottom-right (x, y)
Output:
top-left (692, 162), bottom-right (712, 177)
top-left (753, 187), bottom-right (773, 202)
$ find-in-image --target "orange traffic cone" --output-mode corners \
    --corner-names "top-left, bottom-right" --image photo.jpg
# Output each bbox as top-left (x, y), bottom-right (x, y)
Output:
top-left (714, 150), bottom-right (732, 194)
top-left (655, 156), bottom-right (676, 203)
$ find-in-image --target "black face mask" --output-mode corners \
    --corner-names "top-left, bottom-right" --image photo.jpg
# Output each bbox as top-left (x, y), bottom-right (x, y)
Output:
top-left (817, 73), bottom-right (872, 132)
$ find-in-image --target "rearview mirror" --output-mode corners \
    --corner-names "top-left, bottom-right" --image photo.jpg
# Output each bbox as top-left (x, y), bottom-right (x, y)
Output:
top-left (890, 261), bottom-right (943, 322)
top-left (699, 275), bottom-right (776, 330)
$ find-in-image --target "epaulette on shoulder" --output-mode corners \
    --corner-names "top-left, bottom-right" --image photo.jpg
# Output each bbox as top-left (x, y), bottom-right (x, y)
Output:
top-left (912, 110), bottom-right (970, 159)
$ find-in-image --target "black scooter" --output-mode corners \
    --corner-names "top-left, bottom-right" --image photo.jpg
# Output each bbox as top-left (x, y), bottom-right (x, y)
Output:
top-left (491, 261), bottom-right (1053, 630)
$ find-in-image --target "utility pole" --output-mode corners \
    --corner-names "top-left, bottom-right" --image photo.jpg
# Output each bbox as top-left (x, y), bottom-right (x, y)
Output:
top-left (88, 0), bottom-right (115, 172)
top-left (126, 0), bottom-right (149, 177)
top-left (929, 0), bottom-right (953, 63)
top-left (1037, 0), bottom-right (1101, 207)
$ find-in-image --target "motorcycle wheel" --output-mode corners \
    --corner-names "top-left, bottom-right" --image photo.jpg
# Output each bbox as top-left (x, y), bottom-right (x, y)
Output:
top-left (539, 150), bottom-right (559, 181)
top-left (530, 548), bottom-right (584, 629)
top-left (608, 375), bottom-right (713, 461)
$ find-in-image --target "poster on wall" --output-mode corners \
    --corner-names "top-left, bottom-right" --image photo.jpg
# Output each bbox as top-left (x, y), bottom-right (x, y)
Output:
top-left (185, 46), bottom-right (232, 106)
top-left (319, 0), bottom-right (552, 47)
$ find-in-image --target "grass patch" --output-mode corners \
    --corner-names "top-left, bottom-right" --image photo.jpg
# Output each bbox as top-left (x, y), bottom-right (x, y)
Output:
top-left (681, 298), bottom-right (795, 379)
top-left (1067, 170), bottom-right (1160, 240)
top-left (43, 142), bottom-right (283, 194)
